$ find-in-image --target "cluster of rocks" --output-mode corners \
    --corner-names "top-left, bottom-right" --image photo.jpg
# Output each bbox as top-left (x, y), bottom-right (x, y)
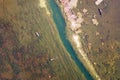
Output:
top-left (59, 0), bottom-right (84, 34)
top-left (59, 0), bottom-right (105, 34)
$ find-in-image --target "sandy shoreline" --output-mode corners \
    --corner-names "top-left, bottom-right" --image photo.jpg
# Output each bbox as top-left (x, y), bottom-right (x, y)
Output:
top-left (39, 0), bottom-right (50, 15)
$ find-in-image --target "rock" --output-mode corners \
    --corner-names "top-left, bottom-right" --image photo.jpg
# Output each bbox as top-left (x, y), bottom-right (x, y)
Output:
top-left (95, 0), bottom-right (103, 5)
top-left (83, 8), bottom-right (88, 14)
top-left (92, 18), bottom-right (99, 26)
top-left (96, 31), bottom-right (100, 36)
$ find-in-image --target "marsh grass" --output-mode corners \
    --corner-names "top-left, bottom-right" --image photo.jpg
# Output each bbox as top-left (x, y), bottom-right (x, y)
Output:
top-left (0, 0), bottom-right (86, 80)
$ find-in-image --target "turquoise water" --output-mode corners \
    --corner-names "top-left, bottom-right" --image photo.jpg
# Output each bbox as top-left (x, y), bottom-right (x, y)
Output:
top-left (49, 0), bottom-right (93, 80)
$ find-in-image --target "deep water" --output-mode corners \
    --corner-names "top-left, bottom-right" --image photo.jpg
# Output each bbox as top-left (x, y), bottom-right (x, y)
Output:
top-left (49, 0), bottom-right (93, 80)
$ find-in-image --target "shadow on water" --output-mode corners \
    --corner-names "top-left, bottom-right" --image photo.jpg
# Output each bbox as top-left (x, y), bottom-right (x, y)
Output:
top-left (48, 0), bottom-right (93, 80)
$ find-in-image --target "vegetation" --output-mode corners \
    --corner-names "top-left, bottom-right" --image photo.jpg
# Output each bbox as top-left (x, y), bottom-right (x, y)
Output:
top-left (69, 0), bottom-right (120, 80)
top-left (0, 0), bottom-right (86, 80)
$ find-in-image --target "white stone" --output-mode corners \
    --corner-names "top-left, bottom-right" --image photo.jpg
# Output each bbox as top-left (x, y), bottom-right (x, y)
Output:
top-left (92, 19), bottom-right (99, 26)
top-left (35, 32), bottom-right (40, 37)
top-left (95, 0), bottom-right (103, 5)
top-left (83, 8), bottom-right (88, 13)
top-left (69, 0), bottom-right (78, 8)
